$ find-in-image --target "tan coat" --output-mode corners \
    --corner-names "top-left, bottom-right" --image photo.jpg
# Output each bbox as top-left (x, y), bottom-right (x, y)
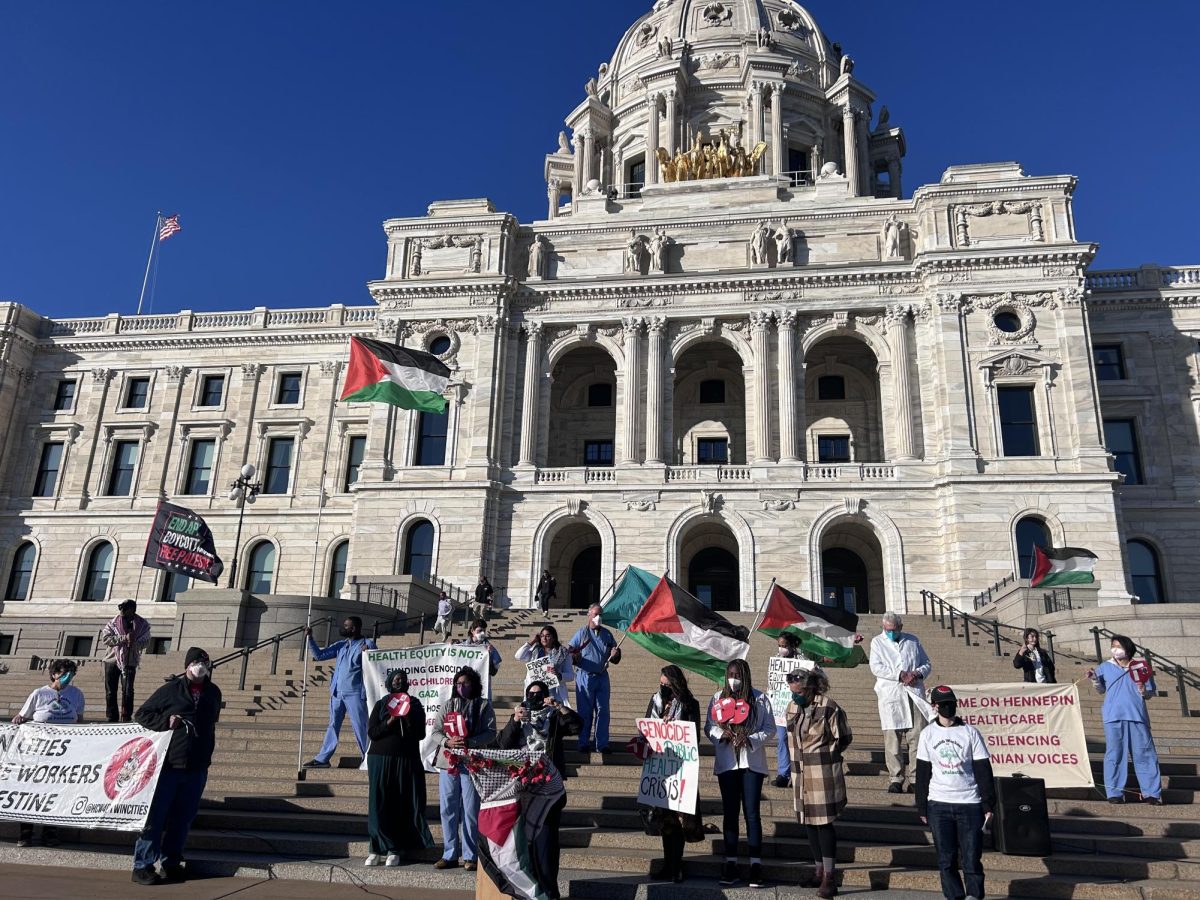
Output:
top-left (788, 694), bottom-right (853, 825)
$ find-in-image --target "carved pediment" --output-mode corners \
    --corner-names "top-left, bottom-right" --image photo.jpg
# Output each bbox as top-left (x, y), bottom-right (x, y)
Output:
top-left (978, 350), bottom-right (1057, 379)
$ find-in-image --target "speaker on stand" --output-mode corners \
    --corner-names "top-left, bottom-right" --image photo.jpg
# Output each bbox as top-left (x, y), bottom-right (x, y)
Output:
top-left (993, 775), bottom-right (1051, 856)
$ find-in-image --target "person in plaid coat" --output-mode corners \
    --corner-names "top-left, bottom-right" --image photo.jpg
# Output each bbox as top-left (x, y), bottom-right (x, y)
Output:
top-left (786, 668), bottom-right (853, 899)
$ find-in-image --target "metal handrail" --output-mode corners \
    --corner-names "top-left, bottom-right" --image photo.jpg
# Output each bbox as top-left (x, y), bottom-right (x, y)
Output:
top-left (208, 616), bottom-right (335, 691)
top-left (371, 612), bottom-right (430, 644)
top-left (1043, 588), bottom-right (1078, 615)
top-left (972, 573), bottom-right (1016, 610)
top-left (1089, 626), bottom-right (1199, 718)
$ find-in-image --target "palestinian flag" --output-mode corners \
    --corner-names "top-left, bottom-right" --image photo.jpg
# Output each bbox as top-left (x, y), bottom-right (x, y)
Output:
top-left (627, 575), bottom-right (750, 684)
top-left (757, 583), bottom-right (867, 667)
top-left (340, 336), bottom-right (450, 412)
top-left (600, 565), bottom-right (660, 631)
top-left (1030, 545), bottom-right (1097, 588)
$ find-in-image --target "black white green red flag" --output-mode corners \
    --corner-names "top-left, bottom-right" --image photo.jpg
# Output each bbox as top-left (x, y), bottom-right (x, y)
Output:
top-left (1029, 545), bottom-right (1097, 588)
top-left (340, 336), bottom-right (450, 412)
top-left (756, 583), bottom-right (866, 667)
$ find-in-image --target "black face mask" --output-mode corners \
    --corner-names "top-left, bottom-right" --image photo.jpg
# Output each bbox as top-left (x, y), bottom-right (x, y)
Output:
top-left (391, 680), bottom-right (408, 694)
top-left (525, 693), bottom-right (546, 709)
top-left (659, 685), bottom-right (673, 701)
top-left (937, 701), bottom-right (958, 720)
top-left (340, 626), bottom-right (356, 638)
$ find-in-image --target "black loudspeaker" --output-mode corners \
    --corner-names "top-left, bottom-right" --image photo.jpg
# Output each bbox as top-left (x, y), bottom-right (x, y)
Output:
top-left (993, 776), bottom-right (1051, 856)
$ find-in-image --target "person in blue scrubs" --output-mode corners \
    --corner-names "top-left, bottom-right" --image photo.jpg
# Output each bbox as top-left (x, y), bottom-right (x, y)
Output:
top-left (303, 616), bottom-right (378, 768)
top-left (1088, 633), bottom-right (1162, 805)
top-left (569, 604), bottom-right (621, 753)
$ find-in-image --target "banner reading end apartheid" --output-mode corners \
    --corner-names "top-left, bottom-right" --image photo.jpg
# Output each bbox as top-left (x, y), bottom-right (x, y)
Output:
top-left (0, 723), bottom-right (173, 831)
top-left (950, 682), bottom-right (1093, 789)
top-left (143, 500), bottom-right (224, 584)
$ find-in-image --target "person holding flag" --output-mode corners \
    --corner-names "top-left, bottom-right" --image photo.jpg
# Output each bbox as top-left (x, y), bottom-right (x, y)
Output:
top-left (1087, 634), bottom-right (1162, 805)
top-left (302, 617), bottom-right (377, 768)
top-left (569, 604), bottom-right (621, 754)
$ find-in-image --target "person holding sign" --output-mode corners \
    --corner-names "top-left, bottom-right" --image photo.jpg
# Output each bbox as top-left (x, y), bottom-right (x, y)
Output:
top-left (515, 625), bottom-right (575, 705)
top-left (303, 617), bottom-right (377, 768)
top-left (869, 611), bottom-right (933, 794)
top-left (1013, 628), bottom-right (1056, 684)
top-left (645, 665), bottom-right (704, 884)
top-left (1088, 633), bottom-right (1162, 805)
top-left (364, 669), bottom-right (433, 866)
top-left (431, 666), bottom-right (497, 871)
top-left (771, 633), bottom-right (809, 789)
top-left (786, 668), bottom-right (852, 899)
top-left (705, 658), bottom-right (774, 889)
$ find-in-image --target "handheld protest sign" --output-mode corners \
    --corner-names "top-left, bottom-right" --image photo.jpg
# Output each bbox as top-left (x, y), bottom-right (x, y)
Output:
top-left (443, 712), bottom-right (467, 738)
top-left (387, 693), bottom-right (412, 718)
top-left (712, 697), bottom-right (750, 726)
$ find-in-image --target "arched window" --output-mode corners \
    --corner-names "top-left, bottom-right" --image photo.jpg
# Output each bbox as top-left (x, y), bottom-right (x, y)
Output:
top-left (1015, 517), bottom-right (1051, 580)
top-left (328, 540), bottom-right (349, 596)
top-left (402, 520), bottom-right (434, 581)
top-left (81, 542), bottom-right (115, 602)
top-left (1127, 540), bottom-right (1165, 603)
top-left (5, 542), bottom-right (36, 601)
top-left (160, 571), bottom-right (191, 603)
top-left (429, 335), bottom-right (452, 356)
top-left (247, 541), bottom-right (276, 594)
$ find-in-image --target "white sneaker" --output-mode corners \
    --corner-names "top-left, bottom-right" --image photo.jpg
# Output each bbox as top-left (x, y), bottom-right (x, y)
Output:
top-left (364, 854), bottom-right (382, 867)
top-left (385, 854), bottom-right (401, 867)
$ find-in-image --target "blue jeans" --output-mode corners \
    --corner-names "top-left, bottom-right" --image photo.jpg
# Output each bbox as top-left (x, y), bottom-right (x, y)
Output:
top-left (927, 800), bottom-right (984, 899)
top-left (776, 725), bottom-right (791, 779)
top-left (575, 673), bottom-right (610, 750)
top-left (1103, 719), bottom-right (1161, 799)
top-left (717, 769), bottom-right (764, 858)
top-left (132, 769), bottom-right (208, 871)
top-left (315, 691), bottom-right (369, 763)
top-left (438, 769), bottom-right (480, 862)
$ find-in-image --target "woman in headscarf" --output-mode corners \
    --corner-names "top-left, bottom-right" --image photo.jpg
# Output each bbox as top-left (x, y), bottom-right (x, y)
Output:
top-left (514, 624), bottom-right (575, 705)
top-left (364, 669), bottom-right (433, 866)
top-left (645, 665), bottom-right (704, 883)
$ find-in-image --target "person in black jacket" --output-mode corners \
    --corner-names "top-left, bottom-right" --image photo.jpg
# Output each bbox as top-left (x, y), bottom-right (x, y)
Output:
top-left (131, 647), bottom-right (222, 886)
top-left (646, 665), bottom-right (705, 884)
top-left (1012, 628), bottom-right (1056, 684)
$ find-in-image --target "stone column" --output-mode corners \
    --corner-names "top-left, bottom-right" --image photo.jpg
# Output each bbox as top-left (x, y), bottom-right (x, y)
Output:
top-left (842, 105), bottom-right (860, 197)
top-left (517, 321), bottom-right (543, 467)
top-left (581, 130), bottom-right (595, 189)
top-left (750, 83), bottom-right (764, 145)
top-left (750, 311), bottom-right (774, 462)
top-left (887, 159), bottom-right (901, 198)
top-left (932, 294), bottom-right (977, 460)
top-left (547, 178), bottom-right (560, 220)
top-left (770, 84), bottom-right (785, 176)
top-left (664, 89), bottom-right (678, 157)
top-left (777, 309), bottom-right (800, 462)
top-left (620, 317), bottom-right (644, 464)
top-left (645, 316), bottom-right (666, 463)
top-left (886, 304), bottom-right (917, 459)
top-left (856, 112), bottom-right (872, 196)
top-left (572, 134), bottom-right (584, 208)
top-left (646, 93), bottom-right (661, 186)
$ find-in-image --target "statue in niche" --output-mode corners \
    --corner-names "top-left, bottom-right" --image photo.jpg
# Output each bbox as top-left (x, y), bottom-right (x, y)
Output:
top-left (657, 36), bottom-right (672, 58)
top-left (775, 226), bottom-right (793, 264)
top-left (650, 228), bottom-right (672, 273)
top-left (626, 235), bottom-right (649, 275)
top-left (756, 27), bottom-right (774, 50)
top-left (750, 221), bottom-right (771, 266)
top-left (527, 235), bottom-right (548, 279)
top-left (882, 215), bottom-right (907, 259)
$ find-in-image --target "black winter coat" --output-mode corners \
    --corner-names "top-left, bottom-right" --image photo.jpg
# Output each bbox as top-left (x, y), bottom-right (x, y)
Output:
top-left (1012, 646), bottom-right (1056, 684)
top-left (134, 676), bottom-right (222, 771)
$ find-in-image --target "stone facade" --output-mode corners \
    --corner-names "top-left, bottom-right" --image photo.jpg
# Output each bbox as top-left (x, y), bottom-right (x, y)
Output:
top-left (1, 2), bottom-right (1195, 653)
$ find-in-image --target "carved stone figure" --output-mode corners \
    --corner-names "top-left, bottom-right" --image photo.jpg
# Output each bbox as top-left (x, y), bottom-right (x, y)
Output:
top-left (585, 77), bottom-right (598, 98)
top-left (557, 131), bottom-right (571, 154)
top-left (750, 221), bottom-right (771, 266)
top-left (882, 215), bottom-right (905, 259)
top-left (840, 55), bottom-right (855, 75)
top-left (817, 161), bottom-right (842, 180)
top-left (700, 489), bottom-right (720, 513)
top-left (650, 228), bottom-right (671, 273)
top-left (774, 226), bottom-right (792, 264)
top-left (657, 36), bottom-right (672, 58)
top-left (756, 27), bottom-right (774, 50)
top-left (626, 236), bottom-right (649, 275)
top-left (527, 235), bottom-right (548, 279)
top-left (875, 105), bottom-right (891, 132)
top-left (702, 2), bottom-right (732, 26)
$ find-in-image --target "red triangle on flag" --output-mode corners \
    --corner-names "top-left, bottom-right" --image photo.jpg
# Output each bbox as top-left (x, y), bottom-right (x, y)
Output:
top-left (627, 577), bottom-right (682, 635)
top-left (477, 800), bottom-right (520, 846)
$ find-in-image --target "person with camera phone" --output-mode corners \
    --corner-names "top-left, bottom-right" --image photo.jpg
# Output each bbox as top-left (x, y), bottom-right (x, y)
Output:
top-left (1013, 628), bottom-right (1056, 684)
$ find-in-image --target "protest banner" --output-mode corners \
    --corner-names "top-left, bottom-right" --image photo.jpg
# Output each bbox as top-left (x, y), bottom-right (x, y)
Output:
top-left (0, 723), bottom-right (173, 831)
top-left (364, 643), bottom-right (491, 772)
top-left (142, 500), bottom-right (224, 584)
top-left (951, 682), bottom-right (1093, 788)
top-left (635, 718), bottom-right (699, 816)
top-left (767, 656), bottom-right (815, 726)
top-left (524, 659), bottom-right (561, 692)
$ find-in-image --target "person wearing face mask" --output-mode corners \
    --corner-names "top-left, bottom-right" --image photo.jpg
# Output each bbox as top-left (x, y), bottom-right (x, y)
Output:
top-left (434, 591), bottom-right (454, 639)
top-left (915, 685), bottom-right (994, 900)
top-left (1013, 628), bottom-right (1056, 684)
top-left (569, 604), bottom-right (621, 754)
top-left (705, 658), bottom-right (774, 889)
top-left (786, 668), bottom-right (852, 899)
top-left (463, 618), bottom-right (502, 690)
top-left (364, 669), bottom-right (433, 867)
top-left (12, 659), bottom-right (85, 847)
top-left (515, 625), bottom-right (575, 705)
top-left (470, 575), bottom-right (495, 620)
top-left (130, 647), bottom-right (221, 885)
top-left (772, 633), bottom-right (809, 789)
top-left (302, 616), bottom-right (377, 769)
top-left (646, 665), bottom-right (703, 884)
top-left (100, 598), bottom-right (152, 723)
top-left (1087, 634), bottom-right (1162, 805)
top-left (868, 611), bottom-right (934, 794)
top-left (431, 666), bottom-right (497, 871)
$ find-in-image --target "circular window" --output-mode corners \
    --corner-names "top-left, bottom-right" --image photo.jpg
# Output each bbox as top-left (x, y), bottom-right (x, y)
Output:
top-left (993, 311), bottom-right (1022, 334)
top-left (428, 335), bottom-right (452, 355)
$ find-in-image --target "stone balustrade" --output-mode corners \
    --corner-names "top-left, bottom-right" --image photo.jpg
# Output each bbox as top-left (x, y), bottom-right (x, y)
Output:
top-left (532, 462), bottom-right (897, 485)
top-left (1086, 265), bottom-right (1200, 291)
top-left (45, 304), bottom-right (376, 338)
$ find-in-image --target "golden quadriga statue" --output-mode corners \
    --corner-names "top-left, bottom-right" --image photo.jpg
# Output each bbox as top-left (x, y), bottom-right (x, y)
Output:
top-left (656, 129), bottom-right (768, 183)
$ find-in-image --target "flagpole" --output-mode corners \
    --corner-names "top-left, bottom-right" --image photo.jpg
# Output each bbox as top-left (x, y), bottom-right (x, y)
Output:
top-left (596, 565), bottom-right (629, 610)
top-left (748, 577), bottom-right (777, 636)
top-left (605, 566), bottom-right (668, 660)
top-left (136, 213), bottom-right (162, 316)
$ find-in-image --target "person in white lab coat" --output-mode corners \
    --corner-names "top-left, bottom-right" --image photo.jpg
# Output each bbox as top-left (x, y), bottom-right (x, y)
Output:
top-left (868, 611), bottom-right (934, 794)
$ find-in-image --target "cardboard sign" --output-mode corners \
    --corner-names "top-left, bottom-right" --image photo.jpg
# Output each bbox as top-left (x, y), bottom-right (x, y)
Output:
top-left (712, 697), bottom-right (751, 726)
top-left (386, 693), bottom-right (411, 718)
top-left (1130, 659), bottom-right (1153, 685)
top-left (525, 659), bottom-right (561, 691)
top-left (635, 718), bottom-right (699, 815)
top-left (767, 656), bottom-right (815, 726)
top-left (443, 712), bottom-right (467, 739)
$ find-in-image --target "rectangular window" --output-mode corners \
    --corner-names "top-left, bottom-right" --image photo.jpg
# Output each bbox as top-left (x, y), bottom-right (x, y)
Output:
top-left (64, 636), bottom-right (93, 657)
top-left (628, 159), bottom-right (645, 199)
top-left (699, 379), bottom-right (726, 404)
top-left (997, 386), bottom-right (1040, 457)
top-left (584, 439), bottom-right (614, 466)
top-left (415, 412), bottom-right (447, 466)
top-left (697, 438), bottom-right (728, 465)
top-left (1093, 345), bottom-right (1125, 381)
top-left (149, 637), bottom-right (173, 654)
top-left (817, 435), bottom-right (851, 463)
top-left (264, 437), bottom-right (294, 494)
top-left (53, 379), bottom-right (77, 411)
top-left (587, 383), bottom-right (613, 407)
top-left (33, 442), bottom-right (64, 497)
top-left (183, 439), bottom-right (216, 495)
top-left (0, 634), bottom-right (13, 655)
top-left (160, 571), bottom-right (191, 604)
top-left (199, 374), bottom-right (225, 407)
top-left (106, 440), bottom-right (139, 495)
top-left (275, 373), bottom-right (302, 405)
top-left (124, 377), bottom-right (150, 409)
top-left (344, 435), bottom-right (367, 491)
top-left (1103, 419), bottom-right (1143, 485)
top-left (817, 376), bottom-right (846, 401)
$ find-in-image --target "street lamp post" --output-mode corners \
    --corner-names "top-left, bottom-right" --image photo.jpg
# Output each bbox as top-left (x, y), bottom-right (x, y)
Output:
top-left (226, 463), bottom-right (261, 590)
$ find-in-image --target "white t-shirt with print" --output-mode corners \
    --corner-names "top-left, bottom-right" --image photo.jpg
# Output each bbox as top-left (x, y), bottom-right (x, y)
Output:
top-left (19, 685), bottom-right (85, 724)
top-left (917, 721), bottom-right (990, 804)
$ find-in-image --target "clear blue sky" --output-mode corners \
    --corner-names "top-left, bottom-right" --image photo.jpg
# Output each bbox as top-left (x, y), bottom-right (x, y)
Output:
top-left (2, 1), bottom-right (1197, 319)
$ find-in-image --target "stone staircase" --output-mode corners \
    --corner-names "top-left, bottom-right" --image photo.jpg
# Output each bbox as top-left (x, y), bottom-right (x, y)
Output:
top-left (1, 607), bottom-right (1199, 898)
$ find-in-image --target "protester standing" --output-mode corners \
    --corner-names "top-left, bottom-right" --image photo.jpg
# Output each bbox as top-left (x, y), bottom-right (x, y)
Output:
top-left (1013, 628), bottom-right (1057, 684)
top-left (303, 616), bottom-right (377, 768)
top-left (1088, 634), bottom-right (1162, 804)
top-left (535, 569), bottom-right (557, 615)
top-left (434, 591), bottom-right (454, 639)
top-left (705, 658), bottom-right (774, 889)
top-left (772, 632), bottom-right (809, 788)
top-left (515, 625), bottom-right (575, 705)
top-left (364, 669), bottom-right (433, 867)
top-left (569, 604), bottom-right (621, 754)
top-left (432, 666), bottom-right (497, 871)
top-left (787, 669), bottom-right (852, 899)
top-left (101, 599), bottom-right (151, 723)
top-left (915, 685), bottom-right (995, 900)
top-left (869, 611), bottom-right (933, 793)
top-left (470, 576), bottom-right (495, 620)
top-left (463, 618), bottom-right (502, 687)
top-left (131, 647), bottom-right (221, 885)
top-left (646, 665), bottom-right (704, 884)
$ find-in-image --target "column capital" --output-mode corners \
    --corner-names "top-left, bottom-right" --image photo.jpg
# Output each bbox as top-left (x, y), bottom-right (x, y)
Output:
top-left (91, 367), bottom-right (114, 384)
top-left (621, 315), bottom-right (646, 335)
top-left (749, 310), bottom-right (774, 332)
top-left (935, 292), bottom-right (965, 313)
top-left (776, 308), bottom-right (800, 328)
top-left (884, 303), bottom-right (912, 330)
top-left (523, 320), bottom-right (544, 339)
top-left (646, 315), bottom-right (668, 335)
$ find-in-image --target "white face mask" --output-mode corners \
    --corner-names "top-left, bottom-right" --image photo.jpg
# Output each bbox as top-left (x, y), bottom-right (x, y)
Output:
top-left (472, 630), bottom-right (485, 642)
top-left (777, 647), bottom-right (793, 658)
top-left (1111, 647), bottom-right (1126, 660)
top-left (590, 615), bottom-right (601, 627)
top-left (727, 677), bottom-right (742, 692)
top-left (187, 663), bottom-right (209, 680)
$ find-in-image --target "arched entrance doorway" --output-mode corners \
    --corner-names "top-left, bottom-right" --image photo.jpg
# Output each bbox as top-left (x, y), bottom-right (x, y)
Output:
top-left (570, 546), bottom-right (602, 609)
top-left (545, 521), bottom-right (602, 609)
top-left (820, 520), bottom-right (885, 615)
top-left (680, 520), bottom-right (740, 611)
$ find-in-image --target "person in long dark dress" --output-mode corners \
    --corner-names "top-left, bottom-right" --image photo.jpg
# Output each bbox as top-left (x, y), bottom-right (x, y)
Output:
top-left (646, 664), bottom-right (705, 884)
top-left (365, 669), bottom-right (433, 866)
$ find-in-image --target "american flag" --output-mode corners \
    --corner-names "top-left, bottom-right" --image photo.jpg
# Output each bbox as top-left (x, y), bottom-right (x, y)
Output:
top-left (158, 214), bottom-right (181, 241)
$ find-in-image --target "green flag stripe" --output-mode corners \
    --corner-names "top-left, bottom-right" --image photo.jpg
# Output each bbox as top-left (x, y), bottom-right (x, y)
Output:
top-left (1035, 570), bottom-right (1095, 587)
top-left (759, 625), bottom-right (867, 668)
top-left (342, 380), bottom-right (447, 412)
top-left (626, 630), bottom-right (730, 685)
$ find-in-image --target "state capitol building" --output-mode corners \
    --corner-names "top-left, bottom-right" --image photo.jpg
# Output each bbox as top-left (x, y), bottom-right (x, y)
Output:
top-left (1, 0), bottom-right (1196, 659)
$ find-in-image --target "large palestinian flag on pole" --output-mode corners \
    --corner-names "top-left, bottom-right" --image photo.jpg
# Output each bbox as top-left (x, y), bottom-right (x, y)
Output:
top-left (340, 336), bottom-right (451, 412)
top-left (627, 575), bottom-right (750, 684)
top-left (600, 565), bottom-right (660, 631)
top-left (1030, 545), bottom-right (1097, 588)
top-left (757, 583), bottom-right (867, 667)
